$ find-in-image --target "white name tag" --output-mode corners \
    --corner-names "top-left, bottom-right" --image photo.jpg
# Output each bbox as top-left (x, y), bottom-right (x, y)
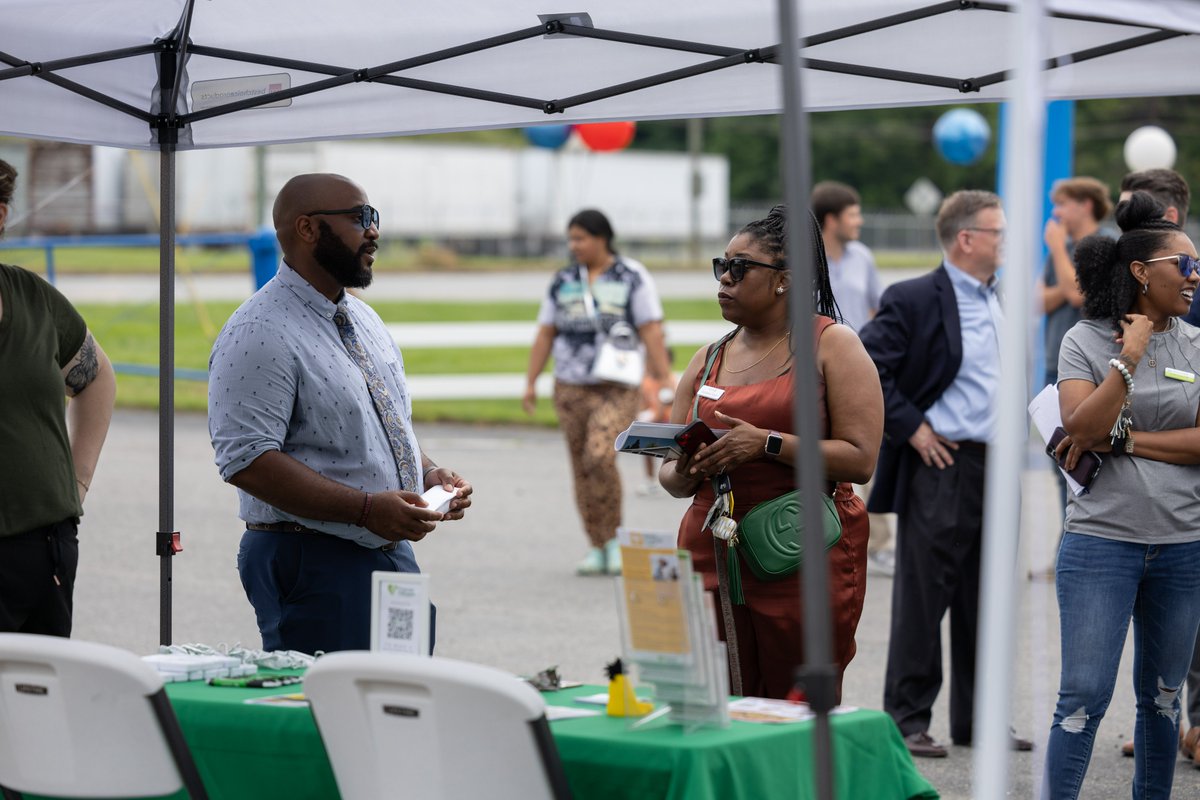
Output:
top-left (697, 385), bottom-right (725, 401)
top-left (1165, 367), bottom-right (1196, 383)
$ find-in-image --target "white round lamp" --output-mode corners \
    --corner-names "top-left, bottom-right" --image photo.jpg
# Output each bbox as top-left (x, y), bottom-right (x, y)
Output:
top-left (1123, 126), bottom-right (1177, 172)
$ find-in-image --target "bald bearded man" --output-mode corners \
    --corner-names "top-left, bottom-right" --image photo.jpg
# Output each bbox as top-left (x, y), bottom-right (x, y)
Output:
top-left (208, 173), bottom-right (472, 654)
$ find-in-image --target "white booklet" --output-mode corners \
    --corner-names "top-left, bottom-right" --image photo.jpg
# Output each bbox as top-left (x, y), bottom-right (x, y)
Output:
top-left (614, 421), bottom-right (688, 459)
top-left (1027, 383), bottom-right (1087, 496)
top-left (613, 421), bottom-right (727, 459)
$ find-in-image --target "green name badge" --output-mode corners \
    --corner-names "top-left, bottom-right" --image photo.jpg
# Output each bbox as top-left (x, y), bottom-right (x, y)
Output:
top-left (1165, 367), bottom-right (1196, 383)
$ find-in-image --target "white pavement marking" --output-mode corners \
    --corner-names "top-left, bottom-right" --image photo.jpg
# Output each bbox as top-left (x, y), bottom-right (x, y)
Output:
top-left (388, 320), bottom-right (735, 349)
top-left (410, 373), bottom-right (555, 400)
top-left (54, 268), bottom-right (927, 305)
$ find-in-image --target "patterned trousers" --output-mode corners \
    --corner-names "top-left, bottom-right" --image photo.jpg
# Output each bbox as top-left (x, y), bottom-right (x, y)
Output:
top-left (553, 381), bottom-right (642, 548)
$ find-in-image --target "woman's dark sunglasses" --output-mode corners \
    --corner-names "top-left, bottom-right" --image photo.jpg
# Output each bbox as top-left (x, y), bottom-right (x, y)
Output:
top-left (1143, 253), bottom-right (1200, 278)
top-left (712, 256), bottom-right (786, 283)
top-left (305, 204), bottom-right (380, 231)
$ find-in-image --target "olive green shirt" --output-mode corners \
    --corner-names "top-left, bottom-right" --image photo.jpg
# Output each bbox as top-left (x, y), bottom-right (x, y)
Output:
top-left (0, 263), bottom-right (86, 536)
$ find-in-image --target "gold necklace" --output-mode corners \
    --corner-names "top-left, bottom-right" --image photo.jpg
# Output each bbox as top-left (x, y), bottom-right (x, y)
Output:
top-left (724, 331), bottom-right (791, 374)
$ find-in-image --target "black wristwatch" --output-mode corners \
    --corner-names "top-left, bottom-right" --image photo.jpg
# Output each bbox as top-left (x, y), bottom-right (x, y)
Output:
top-left (764, 430), bottom-right (783, 458)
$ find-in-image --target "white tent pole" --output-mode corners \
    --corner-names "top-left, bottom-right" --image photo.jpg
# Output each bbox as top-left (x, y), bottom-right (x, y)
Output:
top-left (777, 1), bottom-right (836, 798)
top-left (974, 0), bottom-right (1045, 794)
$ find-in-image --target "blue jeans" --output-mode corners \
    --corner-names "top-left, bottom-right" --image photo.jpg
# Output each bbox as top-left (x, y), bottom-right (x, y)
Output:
top-left (1042, 533), bottom-right (1200, 799)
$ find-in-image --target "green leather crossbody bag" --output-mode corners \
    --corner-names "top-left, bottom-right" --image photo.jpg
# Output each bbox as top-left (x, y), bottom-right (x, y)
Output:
top-left (735, 490), bottom-right (842, 582)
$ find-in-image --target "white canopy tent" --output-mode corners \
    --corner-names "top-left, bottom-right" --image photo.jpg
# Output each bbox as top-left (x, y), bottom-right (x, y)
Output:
top-left (1, 1), bottom-right (1194, 796)
top-left (2, 1), bottom-right (1198, 146)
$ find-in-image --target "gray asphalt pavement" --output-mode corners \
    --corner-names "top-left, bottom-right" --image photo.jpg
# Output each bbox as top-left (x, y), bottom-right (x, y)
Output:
top-left (72, 410), bottom-right (1200, 799)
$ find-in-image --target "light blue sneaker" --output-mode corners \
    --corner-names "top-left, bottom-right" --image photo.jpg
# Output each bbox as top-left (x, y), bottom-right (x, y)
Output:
top-left (576, 547), bottom-right (606, 576)
top-left (604, 538), bottom-right (622, 576)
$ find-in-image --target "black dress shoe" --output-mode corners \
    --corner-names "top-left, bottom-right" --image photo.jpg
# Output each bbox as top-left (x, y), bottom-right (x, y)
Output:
top-left (904, 731), bottom-right (948, 758)
top-left (1011, 734), bottom-right (1034, 752)
top-left (952, 730), bottom-right (1034, 751)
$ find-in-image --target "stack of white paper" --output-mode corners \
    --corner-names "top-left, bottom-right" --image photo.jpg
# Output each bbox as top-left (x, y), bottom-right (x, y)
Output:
top-left (141, 654), bottom-right (257, 683)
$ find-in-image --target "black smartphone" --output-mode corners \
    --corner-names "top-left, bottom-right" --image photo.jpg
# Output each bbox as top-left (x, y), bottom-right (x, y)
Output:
top-left (1046, 426), bottom-right (1103, 488)
top-left (675, 419), bottom-right (718, 456)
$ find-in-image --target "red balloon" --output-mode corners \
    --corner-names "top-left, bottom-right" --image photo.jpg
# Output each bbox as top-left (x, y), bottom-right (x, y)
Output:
top-left (577, 121), bottom-right (636, 152)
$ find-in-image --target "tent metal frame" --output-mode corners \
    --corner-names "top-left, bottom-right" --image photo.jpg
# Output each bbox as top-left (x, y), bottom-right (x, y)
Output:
top-left (0, 2), bottom-right (1185, 129)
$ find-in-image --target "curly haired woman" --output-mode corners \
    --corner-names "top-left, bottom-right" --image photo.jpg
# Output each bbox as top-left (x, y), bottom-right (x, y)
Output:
top-left (1043, 191), bottom-right (1200, 798)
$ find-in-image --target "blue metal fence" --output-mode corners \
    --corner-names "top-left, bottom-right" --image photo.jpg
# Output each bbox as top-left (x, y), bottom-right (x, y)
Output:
top-left (0, 229), bottom-right (280, 382)
top-left (0, 228), bottom-right (279, 287)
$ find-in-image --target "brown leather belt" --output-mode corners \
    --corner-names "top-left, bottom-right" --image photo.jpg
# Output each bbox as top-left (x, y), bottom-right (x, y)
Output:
top-left (246, 521), bottom-right (399, 551)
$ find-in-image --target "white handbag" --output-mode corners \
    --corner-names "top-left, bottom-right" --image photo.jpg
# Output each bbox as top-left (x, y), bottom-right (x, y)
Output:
top-left (580, 264), bottom-right (645, 387)
top-left (590, 321), bottom-right (645, 386)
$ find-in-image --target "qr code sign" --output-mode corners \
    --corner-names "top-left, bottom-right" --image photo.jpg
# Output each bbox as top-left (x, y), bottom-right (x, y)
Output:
top-left (387, 607), bottom-right (415, 641)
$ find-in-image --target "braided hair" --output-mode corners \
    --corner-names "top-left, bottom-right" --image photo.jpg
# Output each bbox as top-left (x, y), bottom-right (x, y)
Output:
top-left (1075, 190), bottom-right (1182, 332)
top-left (737, 204), bottom-right (843, 323)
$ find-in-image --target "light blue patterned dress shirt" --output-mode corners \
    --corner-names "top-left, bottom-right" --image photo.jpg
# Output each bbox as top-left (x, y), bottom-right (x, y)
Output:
top-left (923, 260), bottom-right (1003, 443)
top-left (208, 262), bottom-right (421, 550)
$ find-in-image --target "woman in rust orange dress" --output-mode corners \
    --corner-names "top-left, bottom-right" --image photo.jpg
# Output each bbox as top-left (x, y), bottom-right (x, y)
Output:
top-left (659, 205), bottom-right (883, 700)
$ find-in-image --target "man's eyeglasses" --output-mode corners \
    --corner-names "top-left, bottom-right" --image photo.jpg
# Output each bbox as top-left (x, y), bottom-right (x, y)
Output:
top-left (712, 256), bottom-right (786, 283)
top-left (964, 226), bottom-right (1005, 239)
top-left (305, 204), bottom-right (379, 231)
top-left (1143, 253), bottom-right (1200, 278)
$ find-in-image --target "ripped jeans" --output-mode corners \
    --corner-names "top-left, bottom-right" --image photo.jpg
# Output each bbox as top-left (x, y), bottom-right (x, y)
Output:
top-left (1042, 533), bottom-right (1200, 799)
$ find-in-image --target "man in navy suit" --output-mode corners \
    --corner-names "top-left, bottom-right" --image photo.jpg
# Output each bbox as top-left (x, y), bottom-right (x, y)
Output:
top-left (859, 190), bottom-right (1030, 758)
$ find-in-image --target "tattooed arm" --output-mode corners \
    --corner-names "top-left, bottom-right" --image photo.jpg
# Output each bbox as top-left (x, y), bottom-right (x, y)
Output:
top-left (62, 331), bottom-right (116, 503)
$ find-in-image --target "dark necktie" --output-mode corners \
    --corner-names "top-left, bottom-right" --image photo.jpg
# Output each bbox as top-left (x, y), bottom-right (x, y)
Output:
top-left (333, 305), bottom-right (420, 492)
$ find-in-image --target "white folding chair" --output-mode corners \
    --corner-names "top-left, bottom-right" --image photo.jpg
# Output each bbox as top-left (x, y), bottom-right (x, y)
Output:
top-left (305, 652), bottom-right (572, 800)
top-left (0, 634), bottom-right (208, 800)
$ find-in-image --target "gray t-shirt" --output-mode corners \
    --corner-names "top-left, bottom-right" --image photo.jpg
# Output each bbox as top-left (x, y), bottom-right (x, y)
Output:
top-left (827, 240), bottom-right (882, 333)
top-left (1058, 318), bottom-right (1200, 544)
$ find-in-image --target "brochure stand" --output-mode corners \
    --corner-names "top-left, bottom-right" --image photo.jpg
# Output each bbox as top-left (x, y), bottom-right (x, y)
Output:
top-left (369, 571), bottom-right (431, 656)
top-left (614, 527), bottom-right (730, 732)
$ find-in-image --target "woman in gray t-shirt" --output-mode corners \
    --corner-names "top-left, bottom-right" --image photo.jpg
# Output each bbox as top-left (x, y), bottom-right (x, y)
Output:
top-left (522, 210), bottom-right (672, 576)
top-left (1043, 192), bottom-right (1200, 799)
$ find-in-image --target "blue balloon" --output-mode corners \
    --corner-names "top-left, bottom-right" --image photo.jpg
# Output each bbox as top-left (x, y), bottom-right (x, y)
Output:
top-left (933, 109), bottom-right (991, 166)
top-left (524, 124), bottom-right (573, 149)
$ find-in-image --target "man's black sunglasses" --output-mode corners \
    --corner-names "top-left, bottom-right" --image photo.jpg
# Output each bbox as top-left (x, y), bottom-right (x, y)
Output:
top-left (305, 204), bottom-right (380, 231)
top-left (712, 256), bottom-right (786, 283)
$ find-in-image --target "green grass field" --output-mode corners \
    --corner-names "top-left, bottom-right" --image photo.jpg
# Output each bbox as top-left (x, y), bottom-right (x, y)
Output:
top-left (81, 297), bottom-right (726, 425)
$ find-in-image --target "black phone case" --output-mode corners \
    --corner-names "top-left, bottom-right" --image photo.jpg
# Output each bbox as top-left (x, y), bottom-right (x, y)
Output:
top-left (675, 419), bottom-right (717, 455)
top-left (1046, 426), bottom-right (1103, 488)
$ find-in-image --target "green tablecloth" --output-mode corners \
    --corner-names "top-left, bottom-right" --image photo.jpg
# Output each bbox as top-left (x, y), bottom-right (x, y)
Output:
top-left (31, 672), bottom-right (938, 800)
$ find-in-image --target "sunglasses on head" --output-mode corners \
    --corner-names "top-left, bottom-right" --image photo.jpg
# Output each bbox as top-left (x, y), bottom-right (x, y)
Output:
top-left (712, 256), bottom-right (786, 283)
top-left (305, 204), bottom-right (380, 231)
top-left (1143, 253), bottom-right (1200, 279)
